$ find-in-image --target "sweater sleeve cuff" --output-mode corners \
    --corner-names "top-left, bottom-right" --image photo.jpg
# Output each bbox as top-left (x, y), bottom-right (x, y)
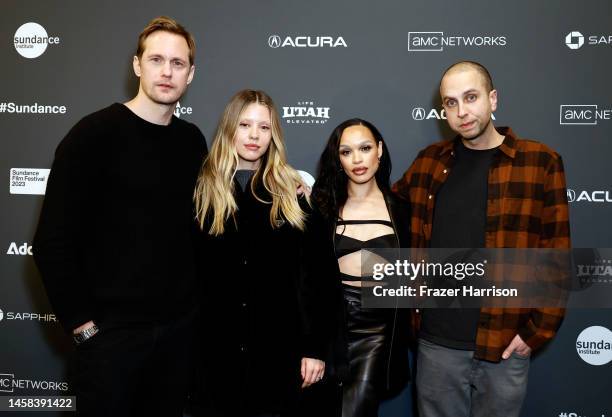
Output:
top-left (300, 336), bottom-right (325, 360)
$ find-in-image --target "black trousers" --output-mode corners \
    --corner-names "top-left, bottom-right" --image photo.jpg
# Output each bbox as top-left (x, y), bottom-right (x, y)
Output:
top-left (71, 309), bottom-right (197, 417)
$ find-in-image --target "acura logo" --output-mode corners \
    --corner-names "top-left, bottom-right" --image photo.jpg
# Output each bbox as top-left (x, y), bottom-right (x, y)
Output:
top-left (565, 31), bottom-right (584, 50)
top-left (412, 107), bottom-right (426, 121)
top-left (566, 189), bottom-right (612, 203)
top-left (268, 35), bottom-right (281, 48)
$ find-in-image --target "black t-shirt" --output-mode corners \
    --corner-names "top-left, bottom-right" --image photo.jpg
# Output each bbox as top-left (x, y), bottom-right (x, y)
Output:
top-left (420, 140), bottom-right (499, 350)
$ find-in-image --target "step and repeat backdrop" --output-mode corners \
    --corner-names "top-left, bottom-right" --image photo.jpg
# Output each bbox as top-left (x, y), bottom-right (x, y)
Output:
top-left (2, 0), bottom-right (611, 416)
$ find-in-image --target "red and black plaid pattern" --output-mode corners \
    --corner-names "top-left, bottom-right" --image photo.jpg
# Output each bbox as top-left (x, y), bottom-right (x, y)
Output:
top-left (393, 126), bottom-right (570, 362)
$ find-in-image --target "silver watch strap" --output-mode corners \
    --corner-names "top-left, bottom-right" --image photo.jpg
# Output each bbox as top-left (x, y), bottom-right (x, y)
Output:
top-left (73, 324), bottom-right (99, 345)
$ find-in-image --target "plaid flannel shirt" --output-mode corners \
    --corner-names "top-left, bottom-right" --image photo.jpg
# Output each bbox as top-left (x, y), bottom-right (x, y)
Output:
top-left (392, 127), bottom-right (570, 362)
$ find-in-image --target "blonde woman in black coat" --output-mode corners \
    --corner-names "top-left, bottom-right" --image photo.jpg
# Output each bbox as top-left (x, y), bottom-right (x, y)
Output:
top-left (193, 89), bottom-right (336, 417)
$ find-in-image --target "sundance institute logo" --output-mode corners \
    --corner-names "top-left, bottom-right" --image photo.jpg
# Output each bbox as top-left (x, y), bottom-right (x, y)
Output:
top-left (13, 22), bottom-right (60, 58)
top-left (576, 326), bottom-right (612, 365)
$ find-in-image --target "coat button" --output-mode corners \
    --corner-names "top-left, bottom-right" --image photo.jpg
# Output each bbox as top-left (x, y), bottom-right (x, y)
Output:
top-left (428, 194), bottom-right (433, 200)
top-left (443, 169), bottom-right (448, 174)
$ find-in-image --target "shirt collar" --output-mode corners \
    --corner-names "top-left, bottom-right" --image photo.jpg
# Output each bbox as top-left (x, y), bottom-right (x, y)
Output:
top-left (439, 126), bottom-right (517, 159)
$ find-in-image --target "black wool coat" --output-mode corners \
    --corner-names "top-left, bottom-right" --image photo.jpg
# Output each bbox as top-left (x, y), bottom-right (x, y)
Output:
top-left (195, 179), bottom-right (337, 417)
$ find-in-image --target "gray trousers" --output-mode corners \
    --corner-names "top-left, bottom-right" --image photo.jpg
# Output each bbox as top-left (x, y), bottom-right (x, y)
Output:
top-left (416, 338), bottom-right (530, 417)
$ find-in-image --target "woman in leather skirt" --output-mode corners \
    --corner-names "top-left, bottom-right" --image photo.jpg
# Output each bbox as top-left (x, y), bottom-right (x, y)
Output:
top-left (310, 118), bottom-right (411, 417)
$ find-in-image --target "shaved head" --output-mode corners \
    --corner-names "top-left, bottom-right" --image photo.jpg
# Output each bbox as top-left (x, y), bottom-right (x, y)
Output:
top-left (440, 61), bottom-right (494, 93)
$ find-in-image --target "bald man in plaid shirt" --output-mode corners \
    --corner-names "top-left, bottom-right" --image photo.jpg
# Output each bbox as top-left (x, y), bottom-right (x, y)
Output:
top-left (393, 61), bottom-right (570, 417)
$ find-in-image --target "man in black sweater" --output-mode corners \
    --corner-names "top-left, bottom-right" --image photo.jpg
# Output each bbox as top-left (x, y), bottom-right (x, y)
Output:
top-left (33, 16), bottom-right (207, 416)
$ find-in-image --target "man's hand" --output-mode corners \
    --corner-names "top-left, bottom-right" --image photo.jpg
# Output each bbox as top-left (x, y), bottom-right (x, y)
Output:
top-left (73, 320), bottom-right (95, 335)
top-left (301, 357), bottom-right (325, 388)
top-left (502, 334), bottom-right (532, 359)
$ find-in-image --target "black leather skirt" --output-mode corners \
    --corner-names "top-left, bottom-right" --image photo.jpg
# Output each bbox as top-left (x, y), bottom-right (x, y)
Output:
top-left (341, 283), bottom-right (389, 417)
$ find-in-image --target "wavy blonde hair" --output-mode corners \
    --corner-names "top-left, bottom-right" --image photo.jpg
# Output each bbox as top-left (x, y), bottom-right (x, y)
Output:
top-left (194, 89), bottom-right (308, 235)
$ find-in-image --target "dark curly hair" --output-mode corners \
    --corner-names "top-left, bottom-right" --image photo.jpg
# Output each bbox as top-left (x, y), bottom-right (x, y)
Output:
top-left (312, 118), bottom-right (391, 221)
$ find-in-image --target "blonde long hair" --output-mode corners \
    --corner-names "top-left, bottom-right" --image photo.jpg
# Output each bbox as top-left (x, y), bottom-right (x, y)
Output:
top-left (194, 89), bottom-right (308, 235)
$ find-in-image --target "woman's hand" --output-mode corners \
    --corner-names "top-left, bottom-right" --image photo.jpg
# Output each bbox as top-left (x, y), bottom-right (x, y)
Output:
top-left (297, 183), bottom-right (312, 197)
top-left (301, 357), bottom-right (325, 388)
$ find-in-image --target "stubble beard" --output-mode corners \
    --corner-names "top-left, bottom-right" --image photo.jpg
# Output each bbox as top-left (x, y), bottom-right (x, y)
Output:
top-left (461, 117), bottom-right (492, 141)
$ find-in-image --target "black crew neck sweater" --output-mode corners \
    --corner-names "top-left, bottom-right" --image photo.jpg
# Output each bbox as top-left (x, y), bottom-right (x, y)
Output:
top-left (33, 103), bottom-right (208, 331)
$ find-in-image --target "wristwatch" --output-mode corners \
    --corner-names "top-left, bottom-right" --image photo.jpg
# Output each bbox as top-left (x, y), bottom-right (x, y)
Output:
top-left (73, 324), bottom-right (99, 345)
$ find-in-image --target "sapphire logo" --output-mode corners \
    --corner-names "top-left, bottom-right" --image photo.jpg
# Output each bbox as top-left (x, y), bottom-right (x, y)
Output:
top-left (564, 31), bottom-right (612, 50)
top-left (565, 31), bottom-right (584, 49)
top-left (0, 309), bottom-right (57, 323)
